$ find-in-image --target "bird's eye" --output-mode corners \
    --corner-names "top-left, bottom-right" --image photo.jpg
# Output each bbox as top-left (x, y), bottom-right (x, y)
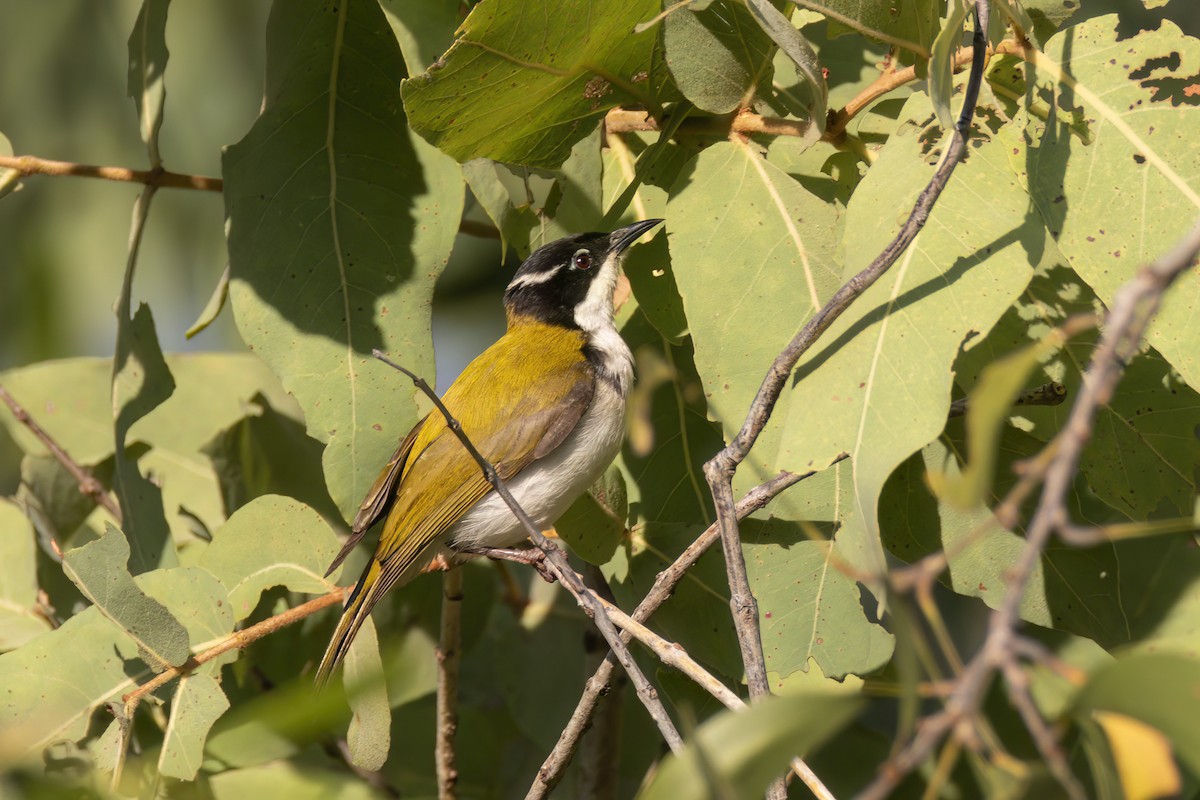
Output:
top-left (572, 251), bottom-right (592, 271)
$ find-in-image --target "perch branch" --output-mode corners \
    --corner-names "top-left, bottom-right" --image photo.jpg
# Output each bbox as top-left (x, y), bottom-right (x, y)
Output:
top-left (0, 383), bottom-right (123, 523)
top-left (370, 349), bottom-right (685, 754)
top-left (436, 567), bottom-right (464, 800)
top-left (122, 587), bottom-right (348, 714)
top-left (526, 462), bottom-right (843, 799)
top-left (705, 0), bottom-right (989, 745)
top-left (855, 217), bottom-right (1200, 799)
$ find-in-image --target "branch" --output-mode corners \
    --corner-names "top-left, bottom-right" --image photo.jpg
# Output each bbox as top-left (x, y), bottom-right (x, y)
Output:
top-left (369, 349), bottom-right (685, 754)
top-left (706, 0), bottom-right (989, 742)
top-left (0, 383), bottom-right (123, 524)
top-left (526, 462), bottom-right (843, 799)
top-left (122, 587), bottom-right (347, 713)
top-left (0, 154), bottom-right (223, 191)
top-left (855, 217), bottom-right (1200, 799)
top-left (436, 567), bottom-right (464, 800)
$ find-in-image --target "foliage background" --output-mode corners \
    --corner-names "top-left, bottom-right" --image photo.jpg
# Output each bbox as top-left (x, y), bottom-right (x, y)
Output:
top-left (1, 0), bottom-right (1199, 798)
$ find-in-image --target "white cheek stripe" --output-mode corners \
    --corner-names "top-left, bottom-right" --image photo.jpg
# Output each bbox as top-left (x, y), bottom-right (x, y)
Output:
top-left (508, 263), bottom-right (564, 289)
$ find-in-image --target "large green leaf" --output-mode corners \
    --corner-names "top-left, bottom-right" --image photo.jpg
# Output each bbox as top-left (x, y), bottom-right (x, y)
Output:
top-left (197, 495), bottom-right (341, 622)
top-left (954, 249), bottom-right (1200, 519)
top-left (815, 0), bottom-right (939, 59)
top-left (664, 0), bottom-right (778, 114)
top-left (638, 690), bottom-right (862, 800)
top-left (112, 302), bottom-right (177, 574)
top-left (666, 139), bottom-right (842, 502)
top-left (0, 500), bottom-right (51, 651)
top-left (0, 608), bottom-right (143, 760)
top-left (157, 673), bottom-right (230, 780)
top-left (223, 0), bottom-right (463, 520)
top-left (210, 761), bottom-right (384, 800)
top-left (61, 524), bottom-right (190, 671)
top-left (881, 431), bottom-right (1200, 655)
top-left (378, 0), bottom-right (461, 75)
top-left (1024, 15), bottom-right (1200, 388)
top-left (126, 0), bottom-right (170, 167)
top-left (773, 89), bottom-right (1040, 583)
top-left (0, 355), bottom-right (303, 549)
top-left (402, 0), bottom-right (664, 168)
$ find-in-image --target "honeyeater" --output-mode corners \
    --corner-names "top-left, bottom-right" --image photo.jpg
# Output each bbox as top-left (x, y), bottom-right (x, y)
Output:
top-left (315, 218), bottom-right (664, 684)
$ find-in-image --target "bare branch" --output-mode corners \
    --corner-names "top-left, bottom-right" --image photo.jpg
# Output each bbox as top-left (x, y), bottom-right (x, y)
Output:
top-left (0, 384), bottom-right (124, 524)
top-left (369, 350), bottom-right (685, 754)
top-left (706, 0), bottom-right (989, 748)
top-left (856, 217), bottom-right (1200, 799)
top-left (122, 587), bottom-right (348, 713)
top-left (947, 381), bottom-right (1067, 419)
top-left (0, 154), bottom-right (223, 191)
top-left (436, 567), bottom-right (464, 800)
top-left (526, 462), bottom-right (842, 799)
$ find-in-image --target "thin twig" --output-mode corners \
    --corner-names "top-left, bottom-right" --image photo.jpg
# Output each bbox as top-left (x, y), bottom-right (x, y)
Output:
top-left (436, 567), bottom-right (463, 800)
top-left (703, 0), bottom-right (990, 738)
top-left (0, 154), bottom-right (222, 191)
top-left (122, 587), bottom-right (347, 713)
top-left (527, 463), bottom-right (843, 800)
top-left (0, 384), bottom-right (123, 523)
top-left (370, 349), bottom-right (685, 754)
top-left (1001, 659), bottom-right (1085, 799)
top-left (854, 217), bottom-right (1200, 799)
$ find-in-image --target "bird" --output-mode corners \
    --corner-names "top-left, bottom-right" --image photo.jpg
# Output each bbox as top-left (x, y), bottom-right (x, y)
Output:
top-left (315, 218), bottom-right (664, 684)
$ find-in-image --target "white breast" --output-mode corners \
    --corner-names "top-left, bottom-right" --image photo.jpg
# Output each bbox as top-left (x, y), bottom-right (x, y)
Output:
top-left (445, 338), bottom-right (631, 551)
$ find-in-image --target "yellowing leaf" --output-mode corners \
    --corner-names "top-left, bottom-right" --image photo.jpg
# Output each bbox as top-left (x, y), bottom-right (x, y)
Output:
top-left (1094, 711), bottom-right (1181, 800)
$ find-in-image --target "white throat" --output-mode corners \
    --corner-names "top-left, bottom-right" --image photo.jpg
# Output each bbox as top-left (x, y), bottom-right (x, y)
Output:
top-left (575, 252), bottom-right (633, 395)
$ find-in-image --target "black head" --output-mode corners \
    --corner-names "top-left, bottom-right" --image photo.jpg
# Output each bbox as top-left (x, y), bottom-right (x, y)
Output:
top-left (503, 219), bottom-right (663, 331)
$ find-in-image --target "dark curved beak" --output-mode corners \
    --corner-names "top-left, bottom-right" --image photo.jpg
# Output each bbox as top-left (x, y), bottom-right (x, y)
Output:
top-left (610, 218), bottom-right (664, 255)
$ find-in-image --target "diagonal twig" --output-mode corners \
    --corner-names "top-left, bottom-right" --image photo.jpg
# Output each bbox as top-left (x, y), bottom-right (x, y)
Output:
top-left (526, 461), bottom-right (844, 800)
top-left (704, 0), bottom-right (991, 761)
top-left (369, 349), bottom-right (685, 754)
top-left (854, 218), bottom-right (1200, 799)
top-left (0, 383), bottom-right (123, 523)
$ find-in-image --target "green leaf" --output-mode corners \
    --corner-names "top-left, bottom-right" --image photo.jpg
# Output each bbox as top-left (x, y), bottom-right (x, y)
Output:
top-left (379, 0), bottom-right (461, 75)
top-left (816, 0), bottom-right (939, 58)
top-left (61, 524), bottom-right (190, 670)
top-left (223, 0), bottom-right (463, 521)
top-left (664, 0), bottom-right (778, 114)
top-left (402, 0), bottom-right (664, 168)
top-left (138, 566), bottom-right (236, 663)
top-left (185, 262), bottom-right (230, 339)
top-left (1025, 15), bottom-right (1200, 389)
top-left (928, 0), bottom-right (969, 130)
top-left (0, 608), bottom-right (144, 759)
top-left (210, 761), bottom-right (383, 800)
top-left (555, 468), bottom-right (626, 565)
top-left (0, 500), bottom-right (51, 650)
top-left (623, 228), bottom-right (688, 343)
top-left (771, 89), bottom-right (1039, 584)
top-left (158, 673), bottom-right (231, 780)
top-left (665, 139), bottom-right (841, 502)
top-left (746, 519), bottom-right (893, 681)
top-left (638, 690), bottom-right (862, 800)
top-left (617, 309), bottom-right (723, 527)
top-left (344, 617), bottom-right (391, 772)
top-left (112, 302), bottom-right (178, 574)
top-left (0, 354), bottom-right (303, 549)
top-left (954, 252), bottom-right (1200, 519)
top-left (197, 495), bottom-right (340, 621)
top-left (0, 131), bottom-right (22, 199)
top-left (126, 0), bottom-right (170, 167)
top-left (201, 392), bottom-right (340, 524)
top-left (744, 0), bottom-right (827, 131)
top-left (1073, 653), bottom-right (1200, 777)
top-left (881, 431), bottom-right (1200, 655)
